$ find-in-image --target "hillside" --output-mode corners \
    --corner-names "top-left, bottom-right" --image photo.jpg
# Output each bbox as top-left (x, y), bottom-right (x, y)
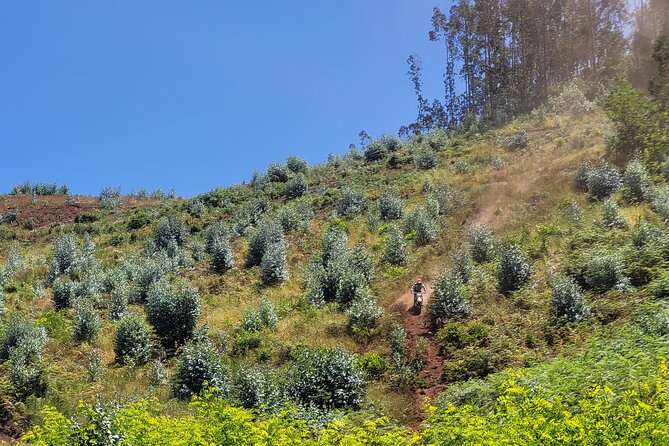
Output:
top-left (3, 89), bottom-right (669, 444)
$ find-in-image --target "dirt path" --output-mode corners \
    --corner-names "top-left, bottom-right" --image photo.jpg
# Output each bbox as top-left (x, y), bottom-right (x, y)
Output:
top-left (391, 282), bottom-right (444, 428)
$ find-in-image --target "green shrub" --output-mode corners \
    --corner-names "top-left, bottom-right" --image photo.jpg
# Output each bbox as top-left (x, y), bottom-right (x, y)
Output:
top-left (99, 186), bottom-right (122, 210)
top-left (287, 346), bottom-right (365, 409)
top-left (357, 352), bottom-right (387, 380)
top-left (204, 222), bottom-right (229, 253)
top-left (497, 244), bottom-right (531, 295)
top-left (551, 276), bottom-right (590, 323)
top-left (630, 220), bottom-right (662, 248)
top-left (378, 189), bottom-right (404, 222)
top-left (276, 202), bottom-right (313, 233)
top-left (502, 130), bottom-right (529, 151)
top-left (622, 159), bottom-right (650, 202)
top-left (652, 185), bottom-right (669, 221)
top-left (258, 299), bottom-right (278, 330)
top-left (230, 330), bottom-right (262, 356)
top-left (431, 184), bottom-right (454, 216)
top-left (364, 135), bottom-right (401, 162)
top-left (586, 162), bottom-right (622, 200)
top-left (52, 277), bottom-right (77, 310)
top-left (404, 207), bottom-right (437, 246)
top-left (235, 367), bottom-right (282, 410)
top-left (246, 220), bottom-right (283, 267)
top-left (427, 272), bottom-right (473, 329)
top-left (49, 232), bottom-right (78, 280)
top-left (9, 349), bottom-right (48, 399)
top-left (601, 198), bottom-right (627, 229)
top-left (573, 160), bottom-right (593, 192)
top-left (586, 253), bottom-right (626, 291)
top-left (148, 359), bottom-right (168, 387)
top-left (153, 217), bottom-right (189, 250)
top-left (114, 313), bottom-right (152, 365)
top-left (647, 271), bottom-right (669, 299)
top-left (266, 163), bottom-right (290, 182)
top-left (127, 211), bottom-right (152, 230)
top-left (0, 313), bottom-right (46, 361)
top-left (146, 280), bottom-right (201, 350)
top-left (345, 288), bottom-right (383, 333)
top-left (173, 340), bottom-right (229, 400)
top-left (468, 223), bottom-right (494, 263)
top-left (383, 225), bottom-right (408, 266)
top-left (286, 156), bottom-right (308, 174)
top-left (186, 199), bottom-right (206, 218)
top-left (450, 248), bottom-right (473, 284)
top-left (108, 285), bottom-right (129, 320)
top-left (415, 147), bottom-right (437, 170)
top-left (338, 187), bottom-right (366, 218)
top-left (549, 81), bottom-right (595, 114)
top-left (127, 253), bottom-right (171, 303)
top-left (260, 240), bottom-right (288, 285)
top-left (321, 226), bottom-right (348, 265)
top-left (285, 173), bottom-right (308, 199)
top-left (73, 300), bottom-right (100, 344)
top-left (209, 236), bottom-right (234, 274)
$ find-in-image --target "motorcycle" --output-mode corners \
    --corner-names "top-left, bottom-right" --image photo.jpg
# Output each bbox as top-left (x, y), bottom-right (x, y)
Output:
top-left (413, 292), bottom-right (423, 314)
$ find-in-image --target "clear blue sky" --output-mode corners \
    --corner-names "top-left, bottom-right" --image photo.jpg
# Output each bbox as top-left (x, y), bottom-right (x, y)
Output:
top-left (1, 1), bottom-right (450, 197)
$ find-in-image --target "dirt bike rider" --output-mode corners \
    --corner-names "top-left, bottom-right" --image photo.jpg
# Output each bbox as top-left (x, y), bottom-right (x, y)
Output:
top-left (410, 278), bottom-right (427, 307)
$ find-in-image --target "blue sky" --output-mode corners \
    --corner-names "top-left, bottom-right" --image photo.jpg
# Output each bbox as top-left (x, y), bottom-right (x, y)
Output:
top-left (1, 1), bottom-right (450, 197)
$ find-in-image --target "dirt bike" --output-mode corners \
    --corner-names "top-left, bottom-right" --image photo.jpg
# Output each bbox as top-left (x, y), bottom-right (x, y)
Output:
top-left (413, 292), bottom-right (423, 314)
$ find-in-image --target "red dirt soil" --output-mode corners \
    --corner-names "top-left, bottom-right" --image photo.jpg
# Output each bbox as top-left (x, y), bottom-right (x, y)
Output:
top-left (391, 282), bottom-right (444, 429)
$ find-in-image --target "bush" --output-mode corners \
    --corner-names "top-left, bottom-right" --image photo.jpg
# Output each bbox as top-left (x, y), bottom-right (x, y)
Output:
top-left (173, 341), bottom-right (229, 400)
top-left (502, 130), bottom-right (529, 151)
top-left (378, 189), bottom-right (404, 222)
top-left (241, 299), bottom-right (278, 332)
top-left (128, 253), bottom-right (171, 303)
top-left (431, 184), bottom-right (454, 216)
top-left (235, 367), bottom-right (282, 410)
top-left (260, 241), bottom-right (288, 285)
top-left (450, 248), bottom-right (473, 284)
top-left (345, 288), bottom-right (383, 333)
top-left (586, 162), bottom-right (622, 200)
top-left (321, 226), bottom-right (348, 265)
top-left (209, 236), bottom-right (234, 274)
top-left (99, 187), bottom-right (122, 210)
top-left (287, 346), bottom-right (365, 409)
top-left (338, 187), bottom-right (366, 218)
top-left (73, 300), bottom-right (100, 344)
top-left (573, 160), bottom-right (593, 192)
top-left (49, 232), bottom-right (78, 279)
top-left (286, 156), bottom-right (308, 174)
top-left (630, 220), bottom-right (662, 248)
top-left (205, 221), bottom-right (229, 253)
top-left (652, 185), bottom-right (669, 221)
top-left (383, 225), bottom-right (408, 266)
top-left (9, 350), bottom-right (48, 399)
top-left (154, 217), bottom-right (189, 250)
top-left (549, 82), bottom-right (595, 114)
top-left (246, 220), bottom-right (283, 267)
top-left (468, 223), bottom-right (493, 263)
top-left (357, 353), bottom-right (387, 380)
top-left (404, 207), bottom-right (437, 246)
top-left (364, 135), bottom-right (401, 162)
top-left (601, 198), bottom-right (627, 229)
top-left (622, 160), bottom-right (650, 202)
top-left (497, 244), bottom-right (532, 295)
top-left (52, 277), bottom-right (77, 310)
top-left (551, 276), bottom-right (590, 323)
top-left (426, 272), bottom-right (473, 329)
top-left (108, 285), bottom-right (129, 320)
top-left (0, 314), bottom-right (46, 361)
top-left (146, 280), bottom-right (201, 350)
top-left (127, 211), bottom-right (152, 230)
top-left (285, 173), bottom-right (308, 199)
top-left (148, 359), bottom-right (168, 387)
top-left (114, 313), bottom-right (152, 365)
top-left (266, 163), bottom-right (290, 183)
top-left (415, 147), bottom-right (437, 170)
top-left (586, 253), bottom-right (626, 291)
top-left (276, 203), bottom-right (313, 233)
top-left (186, 199), bottom-right (206, 218)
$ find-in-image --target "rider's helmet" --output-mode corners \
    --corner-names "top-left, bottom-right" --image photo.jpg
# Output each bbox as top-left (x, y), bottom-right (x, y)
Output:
top-left (416, 277), bottom-right (422, 283)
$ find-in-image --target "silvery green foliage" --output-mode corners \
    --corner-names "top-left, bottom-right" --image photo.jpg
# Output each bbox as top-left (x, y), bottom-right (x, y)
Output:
top-left (205, 222), bottom-right (229, 253)
top-left (623, 160), bottom-right (650, 202)
top-left (209, 235), bottom-right (234, 274)
top-left (364, 135), bottom-right (401, 162)
top-left (250, 171), bottom-right (270, 191)
top-left (86, 349), bottom-right (103, 382)
top-left (468, 223), bottom-right (493, 263)
top-left (652, 185), bottom-right (669, 222)
top-left (497, 244), bottom-right (532, 295)
top-left (630, 220), bottom-right (663, 248)
top-left (0, 313), bottom-right (46, 361)
top-left (9, 348), bottom-right (48, 399)
top-left (190, 239), bottom-right (206, 262)
top-left (52, 277), bottom-right (77, 310)
top-left (426, 196), bottom-right (440, 219)
top-left (186, 199), bottom-right (206, 218)
top-left (236, 367), bottom-right (283, 411)
top-left (286, 156), bottom-right (308, 174)
top-left (404, 207), bottom-right (437, 247)
top-left (431, 184), bottom-right (454, 216)
top-left (586, 161), bottom-right (622, 200)
top-left (99, 186), bottom-right (122, 210)
top-left (173, 339), bottom-right (230, 400)
top-left (415, 147), bottom-right (437, 170)
top-left (73, 300), bottom-right (101, 344)
top-left (450, 248), bottom-right (473, 284)
top-left (383, 225), bottom-right (408, 266)
top-left (241, 299), bottom-right (278, 332)
top-left (636, 311), bottom-right (669, 336)
top-left (153, 217), bottom-right (189, 251)
top-left (114, 313), bottom-right (152, 365)
top-left (426, 272), bottom-right (473, 329)
top-left (562, 198), bottom-right (583, 222)
top-left (389, 323), bottom-right (407, 363)
top-left (103, 267), bottom-right (127, 294)
top-left (586, 253), bottom-right (626, 291)
top-left (49, 232), bottom-right (78, 280)
top-left (347, 242), bottom-right (374, 284)
top-left (285, 173), bottom-right (308, 199)
top-left (573, 160), bottom-right (593, 192)
top-left (550, 276), bottom-right (590, 323)
top-left (128, 252), bottom-right (172, 303)
top-left (109, 285), bottom-right (129, 320)
top-left (266, 163), bottom-right (290, 183)
top-left (378, 189), bottom-right (404, 222)
top-left (601, 198), bottom-right (627, 229)
top-left (246, 220), bottom-right (283, 267)
top-left (69, 402), bottom-right (125, 446)
top-left (338, 187), bottom-right (366, 218)
top-left (3, 244), bottom-right (23, 277)
top-left (345, 287), bottom-right (383, 332)
top-left (149, 359), bottom-right (168, 387)
top-left (501, 130), bottom-right (529, 151)
top-left (548, 82), bottom-right (595, 114)
top-left (261, 240), bottom-right (288, 285)
top-left (0, 291), bottom-right (4, 315)
top-left (321, 227), bottom-right (348, 265)
top-left (287, 346), bottom-right (365, 409)
top-left (276, 202), bottom-right (313, 233)
top-left (146, 279), bottom-right (201, 349)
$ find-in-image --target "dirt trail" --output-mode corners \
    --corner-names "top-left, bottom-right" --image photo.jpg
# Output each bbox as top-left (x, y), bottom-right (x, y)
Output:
top-left (391, 282), bottom-right (444, 428)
